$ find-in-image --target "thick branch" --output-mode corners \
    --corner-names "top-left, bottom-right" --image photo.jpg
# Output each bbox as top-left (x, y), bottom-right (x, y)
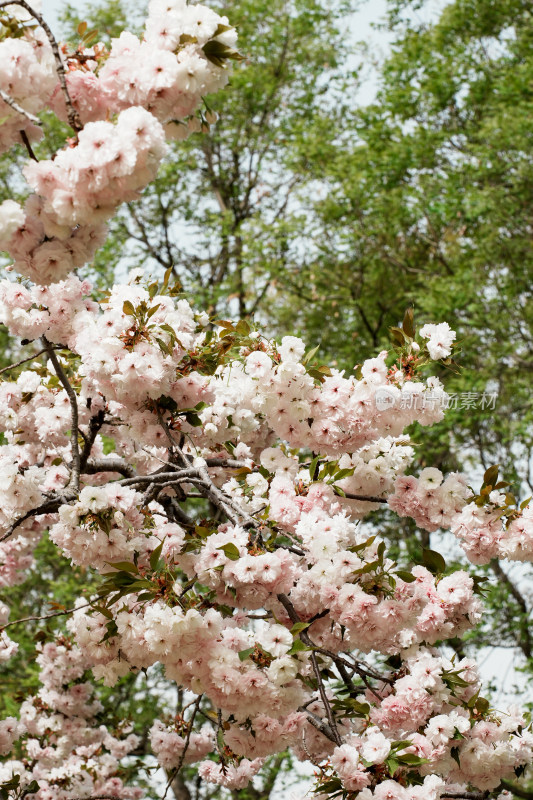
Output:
top-left (297, 706), bottom-right (339, 744)
top-left (167, 772), bottom-right (191, 800)
top-left (84, 458), bottom-right (135, 478)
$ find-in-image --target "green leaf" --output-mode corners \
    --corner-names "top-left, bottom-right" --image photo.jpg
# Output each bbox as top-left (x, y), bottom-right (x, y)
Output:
top-left (395, 570), bottom-right (416, 582)
top-left (82, 29), bottom-right (99, 47)
top-left (288, 639), bottom-right (310, 654)
top-left (386, 757), bottom-right (400, 776)
top-left (122, 300), bottom-right (136, 316)
top-left (422, 548), bottom-right (446, 575)
top-left (238, 647), bottom-right (255, 661)
top-left (347, 699), bottom-right (370, 716)
top-left (217, 543), bottom-right (240, 561)
top-left (402, 307), bottom-right (415, 338)
top-left (235, 319), bottom-right (251, 335)
top-left (474, 696), bottom-right (490, 713)
top-left (333, 467), bottom-right (355, 481)
top-left (162, 266), bottom-right (173, 289)
top-left (483, 464), bottom-right (499, 488)
top-left (309, 454), bottom-right (320, 480)
top-left (93, 605), bottom-right (113, 619)
top-left (290, 621), bottom-right (310, 634)
top-left (302, 344), bottom-right (320, 365)
top-left (214, 23), bottom-right (233, 36)
top-left (150, 541), bottom-right (164, 572)
top-left (159, 323), bottom-right (177, 337)
top-left (105, 560), bottom-right (139, 574)
top-left (397, 753), bottom-right (427, 765)
top-left (390, 326), bottom-right (406, 346)
top-left (347, 535), bottom-right (376, 553)
top-left (202, 39), bottom-right (245, 67)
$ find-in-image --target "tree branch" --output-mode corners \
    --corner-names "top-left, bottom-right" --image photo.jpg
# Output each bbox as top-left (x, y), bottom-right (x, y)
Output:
top-left (1, 600), bottom-right (91, 630)
top-left (0, 86), bottom-right (41, 124)
top-left (0, 345), bottom-right (58, 376)
top-left (0, 496), bottom-right (63, 543)
top-left (163, 695), bottom-right (203, 800)
top-left (43, 336), bottom-right (81, 491)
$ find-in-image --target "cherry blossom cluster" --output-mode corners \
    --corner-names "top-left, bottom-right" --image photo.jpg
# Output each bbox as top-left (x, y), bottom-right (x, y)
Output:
top-left (0, 19), bottom-right (55, 153)
top-left (50, 0), bottom-right (238, 136)
top-left (0, 0), bottom-right (238, 285)
top-left (0, 639), bottom-right (143, 799)
top-left (1, 5), bottom-right (533, 800)
top-left (388, 467), bottom-right (533, 564)
top-left (0, 266), bottom-right (532, 797)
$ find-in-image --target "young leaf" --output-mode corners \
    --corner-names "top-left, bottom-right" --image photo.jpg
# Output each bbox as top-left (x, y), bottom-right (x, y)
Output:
top-left (150, 541), bottom-right (164, 571)
top-left (422, 548), bottom-right (446, 575)
top-left (290, 621), bottom-right (310, 634)
top-left (402, 307), bottom-right (415, 338)
top-left (217, 543), bottom-right (240, 561)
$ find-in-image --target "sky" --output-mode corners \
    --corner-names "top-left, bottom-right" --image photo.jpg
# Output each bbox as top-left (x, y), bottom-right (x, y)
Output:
top-left (42, 0), bottom-right (391, 34)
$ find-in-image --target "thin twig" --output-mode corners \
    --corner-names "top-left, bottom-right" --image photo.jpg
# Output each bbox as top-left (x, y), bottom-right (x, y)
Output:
top-left (309, 649), bottom-right (342, 745)
top-left (277, 592), bottom-right (342, 745)
top-left (162, 695), bottom-right (203, 800)
top-left (20, 128), bottom-right (38, 161)
top-left (499, 780), bottom-right (533, 799)
top-left (79, 409), bottom-right (106, 473)
top-left (0, 87), bottom-right (41, 124)
top-left (1, 600), bottom-right (91, 631)
top-left (120, 469), bottom-right (200, 486)
top-left (0, 496), bottom-right (64, 543)
top-left (0, 345), bottom-right (57, 376)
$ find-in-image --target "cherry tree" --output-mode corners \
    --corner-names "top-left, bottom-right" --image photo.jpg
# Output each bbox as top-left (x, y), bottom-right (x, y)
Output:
top-left (0, 2), bottom-right (532, 800)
